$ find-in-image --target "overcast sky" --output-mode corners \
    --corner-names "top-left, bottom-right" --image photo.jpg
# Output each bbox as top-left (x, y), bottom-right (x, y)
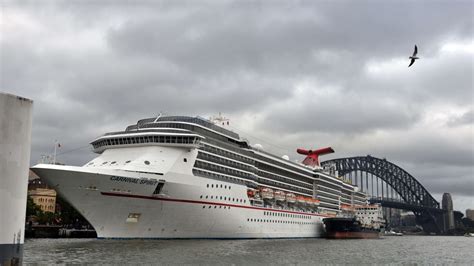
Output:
top-left (1, 0), bottom-right (473, 213)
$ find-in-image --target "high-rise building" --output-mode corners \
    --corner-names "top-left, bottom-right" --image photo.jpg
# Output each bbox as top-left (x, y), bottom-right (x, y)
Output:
top-left (442, 193), bottom-right (455, 231)
top-left (466, 209), bottom-right (474, 221)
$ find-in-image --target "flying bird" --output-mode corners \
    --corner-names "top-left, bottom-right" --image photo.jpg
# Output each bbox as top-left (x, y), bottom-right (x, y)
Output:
top-left (408, 45), bottom-right (419, 67)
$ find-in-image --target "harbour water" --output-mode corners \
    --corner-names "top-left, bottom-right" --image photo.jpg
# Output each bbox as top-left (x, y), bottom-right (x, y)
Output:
top-left (24, 236), bottom-right (472, 264)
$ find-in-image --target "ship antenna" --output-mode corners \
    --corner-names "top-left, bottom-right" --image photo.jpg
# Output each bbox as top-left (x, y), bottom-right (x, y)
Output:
top-left (154, 112), bottom-right (162, 123)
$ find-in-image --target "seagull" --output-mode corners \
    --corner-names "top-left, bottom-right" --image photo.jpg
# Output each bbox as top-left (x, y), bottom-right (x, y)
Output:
top-left (408, 45), bottom-right (419, 67)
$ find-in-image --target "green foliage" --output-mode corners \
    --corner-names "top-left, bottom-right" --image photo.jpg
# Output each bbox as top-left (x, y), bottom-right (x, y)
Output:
top-left (56, 195), bottom-right (91, 226)
top-left (26, 195), bottom-right (43, 217)
top-left (36, 211), bottom-right (56, 224)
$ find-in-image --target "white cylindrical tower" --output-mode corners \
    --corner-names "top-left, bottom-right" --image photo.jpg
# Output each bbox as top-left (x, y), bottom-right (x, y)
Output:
top-left (0, 92), bottom-right (33, 265)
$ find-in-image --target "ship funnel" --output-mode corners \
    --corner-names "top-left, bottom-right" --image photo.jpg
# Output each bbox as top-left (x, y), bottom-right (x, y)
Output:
top-left (297, 147), bottom-right (334, 167)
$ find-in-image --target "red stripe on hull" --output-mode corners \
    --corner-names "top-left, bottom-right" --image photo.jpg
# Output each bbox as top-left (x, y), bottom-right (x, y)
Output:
top-left (100, 192), bottom-right (330, 217)
top-left (325, 231), bottom-right (380, 239)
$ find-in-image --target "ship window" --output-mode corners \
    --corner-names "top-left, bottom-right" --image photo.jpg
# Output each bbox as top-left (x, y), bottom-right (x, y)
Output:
top-left (102, 162), bottom-right (108, 165)
top-left (111, 161), bottom-right (116, 164)
top-left (125, 160), bottom-right (131, 164)
top-left (144, 160), bottom-right (150, 165)
top-left (183, 158), bottom-right (187, 163)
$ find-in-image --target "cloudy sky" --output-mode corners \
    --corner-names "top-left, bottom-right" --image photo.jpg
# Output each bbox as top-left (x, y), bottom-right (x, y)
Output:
top-left (1, 0), bottom-right (472, 212)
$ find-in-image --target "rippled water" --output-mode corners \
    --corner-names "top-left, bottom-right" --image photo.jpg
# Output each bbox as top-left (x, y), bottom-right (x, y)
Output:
top-left (24, 236), bottom-right (472, 265)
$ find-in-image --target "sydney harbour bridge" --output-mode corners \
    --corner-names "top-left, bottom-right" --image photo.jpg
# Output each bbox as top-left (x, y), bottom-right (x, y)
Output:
top-left (321, 156), bottom-right (448, 233)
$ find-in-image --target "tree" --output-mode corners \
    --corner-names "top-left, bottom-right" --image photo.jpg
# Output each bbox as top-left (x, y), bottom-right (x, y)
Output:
top-left (26, 195), bottom-right (43, 218)
top-left (56, 195), bottom-right (91, 228)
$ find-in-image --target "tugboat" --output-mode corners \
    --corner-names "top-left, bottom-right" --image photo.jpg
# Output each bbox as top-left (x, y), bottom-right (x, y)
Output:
top-left (323, 204), bottom-right (384, 239)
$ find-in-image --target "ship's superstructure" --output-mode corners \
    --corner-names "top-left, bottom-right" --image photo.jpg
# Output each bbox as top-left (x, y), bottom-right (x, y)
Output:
top-left (32, 115), bottom-right (368, 239)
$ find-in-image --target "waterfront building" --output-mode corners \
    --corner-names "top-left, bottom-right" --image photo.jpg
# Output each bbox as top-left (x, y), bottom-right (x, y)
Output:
top-left (28, 170), bottom-right (57, 213)
top-left (28, 188), bottom-right (57, 213)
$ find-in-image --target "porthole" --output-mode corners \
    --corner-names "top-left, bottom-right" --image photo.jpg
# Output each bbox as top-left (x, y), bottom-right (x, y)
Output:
top-left (111, 161), bottom-right (116, 164)
top-left (144, 160), bottom-right (150, 165)
top-left (125, 160), bottom-right (131, 164)
top-left (102, 162), bottom-right (108, 165)
top-left (183, 158), bottom-right (187, 162)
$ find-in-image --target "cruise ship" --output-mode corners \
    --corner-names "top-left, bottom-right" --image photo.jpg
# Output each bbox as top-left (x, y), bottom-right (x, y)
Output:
top-left (31, 115), bottom-right (368, 239)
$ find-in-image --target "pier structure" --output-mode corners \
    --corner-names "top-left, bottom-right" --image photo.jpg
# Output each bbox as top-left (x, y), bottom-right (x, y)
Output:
top-left (0, 92), bottom-right (33, 265)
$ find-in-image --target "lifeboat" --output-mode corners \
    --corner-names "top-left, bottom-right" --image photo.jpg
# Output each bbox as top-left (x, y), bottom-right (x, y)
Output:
top-left (304, 197), bottom-right (312, 206)
top-left (296, 196), bottom-right (306, 205)
top-left (274, 190), bottom-right (286, 202)
top-left (340, 203), bottom-right (353, 211)
top-left (286, 193), bottom-right (296, 203)
top-left (312, 199), bottom-right (320, 206)
top-left (260, 187), bottom-right (274, 200)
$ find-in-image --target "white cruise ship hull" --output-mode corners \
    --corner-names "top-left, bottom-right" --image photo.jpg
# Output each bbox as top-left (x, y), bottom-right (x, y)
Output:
top-left (32, 164), bottom-right (325, 239)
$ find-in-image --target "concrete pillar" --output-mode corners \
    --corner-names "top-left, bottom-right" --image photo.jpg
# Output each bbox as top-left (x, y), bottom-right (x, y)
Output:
top-left (0, 92), bottom-right (33, 265)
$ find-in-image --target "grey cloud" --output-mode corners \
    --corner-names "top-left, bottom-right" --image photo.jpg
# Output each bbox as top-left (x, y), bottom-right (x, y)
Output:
top-left (448, 109), bottom-right (474, 127)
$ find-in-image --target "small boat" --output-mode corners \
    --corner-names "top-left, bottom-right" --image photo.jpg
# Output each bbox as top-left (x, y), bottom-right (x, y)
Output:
top-left (385, 230), bottom-right (403, 236)
top-left (323, 217), bottom-right (380, 239)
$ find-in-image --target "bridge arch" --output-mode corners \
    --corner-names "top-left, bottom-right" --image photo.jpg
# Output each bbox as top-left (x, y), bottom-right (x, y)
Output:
top-left (321, 156), bottom-right (439, 209)
top-left (321, 156), bottom-right (447, 233)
